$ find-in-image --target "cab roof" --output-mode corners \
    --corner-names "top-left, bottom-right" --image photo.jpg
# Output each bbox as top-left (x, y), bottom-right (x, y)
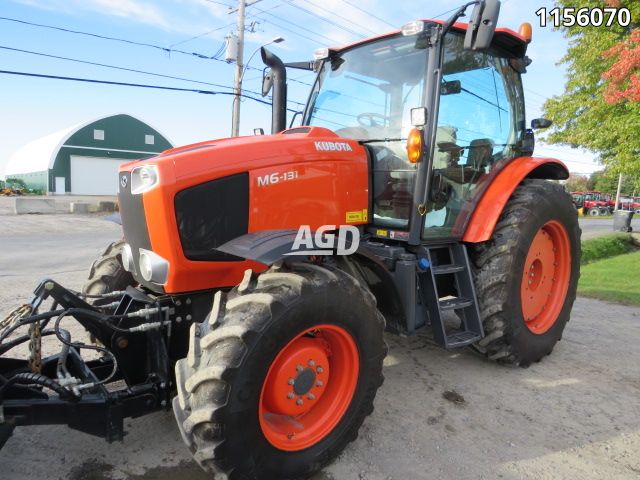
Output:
top-left (333, 19), bottom-right (528, 58)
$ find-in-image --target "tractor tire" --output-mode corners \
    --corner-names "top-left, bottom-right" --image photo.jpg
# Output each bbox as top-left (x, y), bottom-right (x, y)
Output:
top-left (82, 240), bottom-right (135, 305)
top-left (587, 207), bottom-right (600, 216)
top-left (173, 263), bottom-right (386, 480)
top-left (469, 180), bottom-right (581, 367)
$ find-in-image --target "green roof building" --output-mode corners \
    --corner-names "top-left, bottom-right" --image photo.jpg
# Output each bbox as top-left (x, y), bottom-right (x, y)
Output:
top-left (4, 114), bottom-right (172, 195)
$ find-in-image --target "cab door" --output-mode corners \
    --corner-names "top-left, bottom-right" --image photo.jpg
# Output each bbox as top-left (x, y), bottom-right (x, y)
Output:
top-left (422, 33), bottom-right (526, 241)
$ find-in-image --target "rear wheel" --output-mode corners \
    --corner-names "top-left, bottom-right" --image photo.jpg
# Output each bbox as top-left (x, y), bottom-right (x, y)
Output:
top-left (173, 263), bottom-right (386, 480)
top-left (470, 180), bottom-right (581, 366)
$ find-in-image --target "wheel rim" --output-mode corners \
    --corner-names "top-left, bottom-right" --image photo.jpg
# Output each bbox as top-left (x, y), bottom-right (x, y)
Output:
top-left (520, 221), bottom-right (572, 335)
top-left (259, 324), bottom-right (359, 451)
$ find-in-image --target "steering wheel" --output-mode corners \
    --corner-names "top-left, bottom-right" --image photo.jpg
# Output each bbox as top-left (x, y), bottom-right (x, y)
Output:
top-left (357, 112), bottom-right (389, 128)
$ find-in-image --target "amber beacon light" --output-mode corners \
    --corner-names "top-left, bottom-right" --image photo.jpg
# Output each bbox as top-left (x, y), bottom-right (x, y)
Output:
top-left (407, 128), bottom-right (424, 163)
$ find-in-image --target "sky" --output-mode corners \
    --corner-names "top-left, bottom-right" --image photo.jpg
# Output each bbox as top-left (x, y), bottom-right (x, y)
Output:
top-left (0, 0), bottom-right (601, 177)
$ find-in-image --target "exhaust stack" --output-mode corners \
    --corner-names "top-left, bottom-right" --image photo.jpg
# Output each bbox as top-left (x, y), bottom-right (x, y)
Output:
top-left (261, 47), bottom-right (287, 134)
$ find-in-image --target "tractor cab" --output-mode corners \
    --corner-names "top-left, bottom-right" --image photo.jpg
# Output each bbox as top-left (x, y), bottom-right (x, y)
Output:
top-left (302, 14), bottom-right (532, 242)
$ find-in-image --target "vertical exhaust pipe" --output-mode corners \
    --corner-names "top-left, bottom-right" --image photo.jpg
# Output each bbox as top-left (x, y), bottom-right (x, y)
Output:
top-left (261, 47), bottom-right (287, 134)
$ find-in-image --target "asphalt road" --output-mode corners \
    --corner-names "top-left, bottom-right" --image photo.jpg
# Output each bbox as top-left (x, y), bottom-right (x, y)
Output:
top-left (0, 215), bottom-right (639, 480)
top-left (579, 216), bottom-right (639, 240)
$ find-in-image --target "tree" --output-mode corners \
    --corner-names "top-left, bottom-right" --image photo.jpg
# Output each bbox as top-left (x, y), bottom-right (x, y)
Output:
top-left (565, 173), bottom-right (589, 192)
top-left (542, 1), bottom-right (640, 175)
top-left (590, 170), bottom-right (620, 194)
top-left (589, 169), bottom-right (640, 195)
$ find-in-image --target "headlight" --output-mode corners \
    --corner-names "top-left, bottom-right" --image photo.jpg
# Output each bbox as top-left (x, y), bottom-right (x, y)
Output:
top-left (138, 248), bottom-right (169, 284)
top-left (131, 165), bottom-right (159, 195)
top-left (121, 243), bottom-right (134, 272)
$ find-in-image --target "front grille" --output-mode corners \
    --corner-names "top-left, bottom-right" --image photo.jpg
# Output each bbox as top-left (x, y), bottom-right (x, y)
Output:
top-left (175, 173), bottom-right (249, 261)
top-left (118, 171), bottom-right (160, 291)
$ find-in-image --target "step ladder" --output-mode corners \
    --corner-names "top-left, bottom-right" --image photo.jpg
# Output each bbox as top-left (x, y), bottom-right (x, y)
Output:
top-left (418, 243), bottom-right (484, 349)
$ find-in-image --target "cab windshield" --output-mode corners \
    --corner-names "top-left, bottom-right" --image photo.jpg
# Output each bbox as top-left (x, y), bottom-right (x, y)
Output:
top-left (304, 35), bottom-right (428, 141)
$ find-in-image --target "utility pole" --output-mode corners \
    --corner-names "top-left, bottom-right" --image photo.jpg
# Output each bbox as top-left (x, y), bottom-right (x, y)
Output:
top-left (231, 0), bottom-right (246, 137)
top-left (614, 173), bottom-right (624, 211)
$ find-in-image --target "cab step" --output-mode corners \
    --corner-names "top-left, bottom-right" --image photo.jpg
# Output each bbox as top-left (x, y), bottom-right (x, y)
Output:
top-left (432, 264), bottom-right (465, 275)
top-left (418, 243), bottom-right (484, 349)
top-left (438, 296), bottom-right (474, 311)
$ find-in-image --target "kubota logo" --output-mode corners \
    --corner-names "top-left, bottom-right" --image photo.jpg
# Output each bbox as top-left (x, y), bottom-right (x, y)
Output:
top-left (314, 141), bottom-right (353, 152)
top-left (285, 225), bottom-right (360, 256)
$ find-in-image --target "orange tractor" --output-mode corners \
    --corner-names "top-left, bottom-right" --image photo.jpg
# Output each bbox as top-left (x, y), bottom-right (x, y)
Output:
top-left (0, 2), bottom-right (581, 479)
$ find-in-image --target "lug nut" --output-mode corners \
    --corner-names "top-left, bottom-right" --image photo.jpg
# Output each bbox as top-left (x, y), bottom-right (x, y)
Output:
top-left (317, 366), bottom-right (323, 373)
top-left (296, 398), bottom-right (304, 406)
top-left (287, 392), bottom-right (294, 399)
top-left (307, 394), bottom-right (315, 400)
top-left (316, 380), bottom-right (323, 387)
top-left (308, 360), bottom-right (315, 367)
top-left (288, 378), bottom-right (295, 385)
top-left (296, 365), bottom-right (304, 372)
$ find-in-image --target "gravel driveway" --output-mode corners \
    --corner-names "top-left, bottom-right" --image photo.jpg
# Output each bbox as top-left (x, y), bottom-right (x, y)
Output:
top-left (0, 215), bottom-right (638, 480)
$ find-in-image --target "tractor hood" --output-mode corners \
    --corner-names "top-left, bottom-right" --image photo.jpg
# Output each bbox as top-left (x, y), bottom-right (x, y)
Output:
top-left (119, 126), bottom-right (367, 187)
top-left (117, 126), bottom-right (370, 294)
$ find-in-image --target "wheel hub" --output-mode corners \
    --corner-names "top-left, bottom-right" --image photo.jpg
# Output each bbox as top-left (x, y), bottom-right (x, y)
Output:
top-left (520, 221), bottom-right (571, 335)
top-left (293, 368), bottom-right (317, 396)
top-left (259, 325), bottom-right (359, 451)
top-left (261, 336), bottom-right (330, 417)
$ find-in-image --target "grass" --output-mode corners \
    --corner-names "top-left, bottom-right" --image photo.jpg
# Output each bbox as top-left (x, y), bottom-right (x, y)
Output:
top-left (580, 234), bottom-right (637, 265)
top-left (578, 251), bottom-right (640, 305)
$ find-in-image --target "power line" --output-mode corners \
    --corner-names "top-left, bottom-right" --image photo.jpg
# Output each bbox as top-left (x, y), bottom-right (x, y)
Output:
top-left (0, 45), bottom-right (244, 91)
top-left (168, 22), bottom-right (236, 48)
top-left (339, 0), bottom-right (397, 29)
top-left (284, 0), bottom-right (365, 39)
top-left (0, 68), bottom-right (284, 107)
top-left (249, 6), bottom-right (343, 45)
top-left (300, 0), bottom-right (379, 36)
top-left (0, 16), bottom-right (225, 60)
top-left (202, 0), bottom-right (234, 7)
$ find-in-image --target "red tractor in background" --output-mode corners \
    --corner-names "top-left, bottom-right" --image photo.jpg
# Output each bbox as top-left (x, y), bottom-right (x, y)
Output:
top-left (571, 191), bottom-right (611, 215)
top-left (1, 2), bottom-right (582, 479)
top-left (617, 195), bottom-right (640, 213)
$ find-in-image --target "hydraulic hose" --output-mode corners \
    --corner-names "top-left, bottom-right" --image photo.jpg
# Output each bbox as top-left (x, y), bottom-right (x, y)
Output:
top-left (0, 372), bottom-right (79, 400)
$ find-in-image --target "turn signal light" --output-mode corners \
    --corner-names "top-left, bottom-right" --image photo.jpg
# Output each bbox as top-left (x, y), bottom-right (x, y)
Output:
top-left (519, 23), bottom-right (533, 44)
top-left (407, 128), bottom-right (424, 164)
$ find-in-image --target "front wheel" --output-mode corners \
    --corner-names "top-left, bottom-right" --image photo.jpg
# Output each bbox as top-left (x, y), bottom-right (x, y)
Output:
top-left (173, 263), bottom-right (386, 480)
top-left (588, 207), bottom-right (600, 216)
top-left (470, 180), bottom-right (581, 367)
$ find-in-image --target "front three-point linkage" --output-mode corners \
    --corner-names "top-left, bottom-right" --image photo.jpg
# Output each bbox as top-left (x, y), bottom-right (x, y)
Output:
top-left (0, 279), bottom-right (174, 448)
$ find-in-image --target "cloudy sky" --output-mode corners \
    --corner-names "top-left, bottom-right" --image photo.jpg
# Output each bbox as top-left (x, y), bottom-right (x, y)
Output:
top-left (0, 0), bottom-right (600, 176)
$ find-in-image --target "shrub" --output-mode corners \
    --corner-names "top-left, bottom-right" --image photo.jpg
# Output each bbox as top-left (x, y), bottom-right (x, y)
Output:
top-left (581, 234), bottom-right (637, 265)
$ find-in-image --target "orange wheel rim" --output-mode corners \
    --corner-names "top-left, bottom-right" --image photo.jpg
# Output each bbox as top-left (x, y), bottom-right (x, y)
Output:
top-left (259, 324), bottom-right (359, 451)
top-left (520, 221), bottom-right (571, 334)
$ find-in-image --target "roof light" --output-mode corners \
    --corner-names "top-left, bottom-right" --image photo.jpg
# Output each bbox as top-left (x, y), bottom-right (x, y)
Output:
top-left (519, 22), bottom-right (533, 43)
top-left (401, 20), bottom-right (425, 37)
top-left (314, 48), bottom-right (330, 60)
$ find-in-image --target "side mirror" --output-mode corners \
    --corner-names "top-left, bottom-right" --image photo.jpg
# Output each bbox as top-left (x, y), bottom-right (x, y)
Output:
top-left (262, 69), bottom-right (274, 97)
top-left (464, 0), bottom-right (501, 51)
top-left (531, 118), bottom-right (553, 130)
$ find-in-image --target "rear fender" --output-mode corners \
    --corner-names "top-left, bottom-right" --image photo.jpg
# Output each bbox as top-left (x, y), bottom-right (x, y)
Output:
top-left (463, 157), bottom-right (569, 243)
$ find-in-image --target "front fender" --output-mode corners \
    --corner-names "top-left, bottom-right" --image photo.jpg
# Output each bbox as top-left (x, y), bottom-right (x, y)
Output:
top-left (463, 157), bottom-right (569, 243)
